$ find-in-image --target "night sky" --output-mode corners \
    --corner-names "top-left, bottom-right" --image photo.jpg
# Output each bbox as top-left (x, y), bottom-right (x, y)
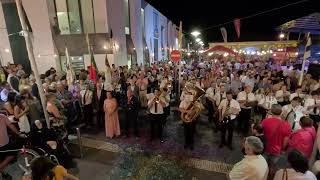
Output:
top-left (146, 0), bottom-right (319, 44)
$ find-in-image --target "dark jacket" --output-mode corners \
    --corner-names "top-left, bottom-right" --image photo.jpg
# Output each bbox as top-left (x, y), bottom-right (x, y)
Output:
top-left (126, 95), bottom-right (139, 114)
top-left (93, 89), bottom-right (107, 111)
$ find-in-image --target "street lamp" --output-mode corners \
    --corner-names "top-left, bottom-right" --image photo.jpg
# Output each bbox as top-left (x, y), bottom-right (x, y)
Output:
top-left (191, 31), bottom-right (201, 38)
top-left (279, 33), bottom-right (285, 39)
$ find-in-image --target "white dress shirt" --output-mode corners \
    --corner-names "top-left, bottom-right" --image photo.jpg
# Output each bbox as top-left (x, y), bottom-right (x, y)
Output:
top-left (290, 92), bottom-right (306, 101)
top-left (275, 90), bottom-right (290, 102)
top-left (229, 155), bottom-right (268, 180)
top-left (260, 95), bottom-right (278, 110)
top-left (214, 91), bottom-right (226, 107)
top-left (205, 87), bottom-right (216, 99)
top-left (80, 90), bottom-right (93, 105)
top-left (304, 98), bottom-right (320, 115)
top-left (282, 104), bottom-right (305, 130)
top-left (218, 99), bottom-right (241, 120)
top-left (237, 91), bottom-right (256, 109)
top-left (148, 94), bottom-right (165, 114)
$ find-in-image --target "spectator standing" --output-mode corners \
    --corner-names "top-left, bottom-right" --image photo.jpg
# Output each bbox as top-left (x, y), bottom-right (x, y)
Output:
top-left (273, 150), bottom-right (317, 180)
top-left (229, 136), bottom-right (268, 180)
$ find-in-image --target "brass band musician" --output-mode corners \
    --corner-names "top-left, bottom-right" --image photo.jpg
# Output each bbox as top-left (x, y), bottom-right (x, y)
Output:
top-left (218, 91), bottom-right (240, 149)
top-left (179, 84), bottom-right (204, 150)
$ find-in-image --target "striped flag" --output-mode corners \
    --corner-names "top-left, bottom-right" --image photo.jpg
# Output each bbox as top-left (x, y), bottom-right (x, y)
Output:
top-left (304, 36), bottom-right (312, 59)
top-left (86, 34), bottom-right (97, 83)
top-left (65, 46), bottom-right (74, 87)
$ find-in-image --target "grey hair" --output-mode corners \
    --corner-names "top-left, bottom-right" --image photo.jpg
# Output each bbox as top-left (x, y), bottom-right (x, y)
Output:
top-left (245, 136), bottom-right (264, 154)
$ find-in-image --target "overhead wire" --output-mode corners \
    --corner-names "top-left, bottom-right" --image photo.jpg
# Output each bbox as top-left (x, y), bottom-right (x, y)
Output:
top-left (200, 0), bottom-right (309, 32)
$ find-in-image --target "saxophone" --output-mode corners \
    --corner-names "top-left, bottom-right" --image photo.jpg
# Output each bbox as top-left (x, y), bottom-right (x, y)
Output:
top-left (181, 85), bottom-right (205, 123)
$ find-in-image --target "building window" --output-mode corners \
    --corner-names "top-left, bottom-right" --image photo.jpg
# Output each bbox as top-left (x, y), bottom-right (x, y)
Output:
top-left (153, 12), bottom-right (158, 38)
top-left (67, 0), bottom-right (82, 34)
top-left (80, 0), bottom-right (95, 33)
top-left (55, 0), bottom-right (70, 34)
top-left (123, 0), bottom-right (130, 34)
top-left (154, 39), bottom-right (158, 61)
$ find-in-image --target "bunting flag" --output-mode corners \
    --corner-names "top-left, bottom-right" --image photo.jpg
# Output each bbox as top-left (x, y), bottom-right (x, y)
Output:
top-left (86, 34), bottom-right (97, 83)
top-left (178, 21), bottom-right (183, 49)
top-left (304, 35), bottom-right (312, 59)
top-left (220, 27), bottom-right (228, 43)
top-left (65, 46), bottom-right (74, 87)
top-left (298, 33), bottom-right (312, 86)
top-left (234, 18), bottom-right (241, 38)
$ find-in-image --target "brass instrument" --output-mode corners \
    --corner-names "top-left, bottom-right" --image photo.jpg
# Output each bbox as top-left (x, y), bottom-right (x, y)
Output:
top-left (181, 85), bottom-right (206, 123)
top-left (154, 96), bottom-right (160, 104)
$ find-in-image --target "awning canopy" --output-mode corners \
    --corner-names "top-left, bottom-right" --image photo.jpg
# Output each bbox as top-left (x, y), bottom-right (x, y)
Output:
top-left (205, 45), bottom-right (236, 55)
top-left (277, 13), bottom-right (320, 34)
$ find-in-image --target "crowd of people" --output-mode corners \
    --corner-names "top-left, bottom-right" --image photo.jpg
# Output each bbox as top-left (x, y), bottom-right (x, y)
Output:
top-left (1, 56), bottom-right (320, 179)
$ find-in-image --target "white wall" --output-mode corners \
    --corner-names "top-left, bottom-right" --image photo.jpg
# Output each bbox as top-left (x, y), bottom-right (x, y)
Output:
top-left (159, 13), bottom-right (167, 61)
top-left (129, 0), bottom-right (143, 66)
top-left (144, 4), bottom-right (154, 64)
top-left (22, 0), bottom-right (57, 73)
top-left (0, 3), bottom-right (13, 65)
top-left (106, 0), bottom-right (127, 67)
top-left (93, 0), bottom-right (108, 33)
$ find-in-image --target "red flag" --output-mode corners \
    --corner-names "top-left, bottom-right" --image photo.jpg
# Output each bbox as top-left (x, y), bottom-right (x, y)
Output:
top-left (89, 47), bottom-right (97, 83)
top-left (234, 18), bottom-right (241, 39)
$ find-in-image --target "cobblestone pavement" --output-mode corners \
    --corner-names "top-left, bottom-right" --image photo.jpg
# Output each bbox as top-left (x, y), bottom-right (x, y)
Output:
top-left (82, 108), bottom-right (244, 165)
top-left (75, 108), bottom-right (245, 177)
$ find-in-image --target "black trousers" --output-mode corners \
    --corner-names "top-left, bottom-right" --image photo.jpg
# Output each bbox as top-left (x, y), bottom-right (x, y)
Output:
top-left (220, 118), bottom-right (235, 145)
top-left (96, 109), bottom-right (105, 129)
top-left (83, 104), bottom-right (93, 126)
top-left (150, 114), bottom-right (164, 140)
top-left (125, 110), bottom-right (139, 136)
top-left (206, 98), bottom-right (214, 123)
top-left (238, 108), bottom-right (251, 135)
top-left (163, 106), bottom-right (170, 126)
top-left (184, 121), bottom-right (196, 147)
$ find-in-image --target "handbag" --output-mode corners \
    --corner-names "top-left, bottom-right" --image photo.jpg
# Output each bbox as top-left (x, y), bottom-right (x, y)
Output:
top-left (281, 168), bottom-right (288, 180)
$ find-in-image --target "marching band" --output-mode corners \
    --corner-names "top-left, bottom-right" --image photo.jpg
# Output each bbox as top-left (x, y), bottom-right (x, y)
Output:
top-left (95, 60), bottom-right (320, 152)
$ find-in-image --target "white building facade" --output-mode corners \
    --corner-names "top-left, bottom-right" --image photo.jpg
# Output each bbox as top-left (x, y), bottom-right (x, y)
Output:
top-left (0, 0), bottom-right (178, 73)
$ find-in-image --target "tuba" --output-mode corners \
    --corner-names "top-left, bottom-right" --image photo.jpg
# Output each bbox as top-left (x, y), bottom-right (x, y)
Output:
top-left (181, 85), bottom-right (206, 123)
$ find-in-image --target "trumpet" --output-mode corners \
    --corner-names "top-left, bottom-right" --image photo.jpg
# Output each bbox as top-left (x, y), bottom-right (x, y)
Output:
top-left (154, 96), bottom-right (160, 104)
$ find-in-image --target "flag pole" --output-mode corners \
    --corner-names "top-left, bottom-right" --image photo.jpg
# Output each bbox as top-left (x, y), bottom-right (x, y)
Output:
top-left (178, 21), bottom-right (182, 102)
top-left (298, 32), bottom-right (310, 86)
top-left (15, 0), bottom-right (50, 128)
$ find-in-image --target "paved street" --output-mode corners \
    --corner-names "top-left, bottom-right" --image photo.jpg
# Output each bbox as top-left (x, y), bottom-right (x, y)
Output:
top-left (5, 107), bottom-right (237, 179)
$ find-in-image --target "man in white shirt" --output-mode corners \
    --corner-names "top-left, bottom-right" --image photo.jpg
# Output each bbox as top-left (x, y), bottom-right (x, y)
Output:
top-left (80, 83), bottom-right (94, 127)
top-left (229, 136), bottom-right (268, 180)
top-left (179, 91), bottom-right (203, 150)
top-left (148, 88), bottom-right (166, 143)
top-left (304, 91), bottom-right (320, 129)
top-left (218, 91), bottom-right (241, 149)
top-left (206, 82), bottom-right (217, 127)
top-left (281, 97), bottom-right (305, 130)
top-left (237, 85), bottom-right (257, 135)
